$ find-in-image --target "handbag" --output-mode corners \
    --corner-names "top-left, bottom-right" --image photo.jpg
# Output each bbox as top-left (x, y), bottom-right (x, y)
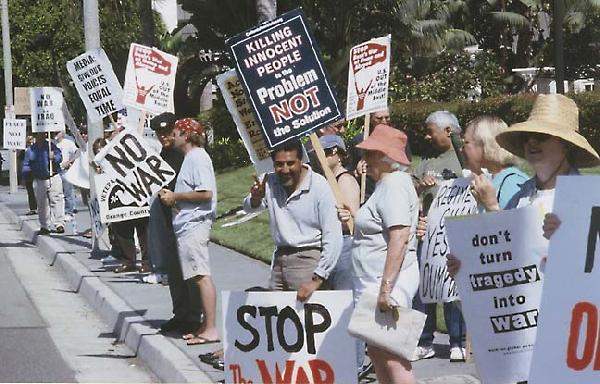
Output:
top-left (347, 291), bottom-right (427, 361)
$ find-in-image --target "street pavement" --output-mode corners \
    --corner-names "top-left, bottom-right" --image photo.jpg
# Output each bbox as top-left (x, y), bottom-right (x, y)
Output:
top-left (0, 184), bottom-right (480, 383)
top-left (0, 198), bottom-right (156, 382)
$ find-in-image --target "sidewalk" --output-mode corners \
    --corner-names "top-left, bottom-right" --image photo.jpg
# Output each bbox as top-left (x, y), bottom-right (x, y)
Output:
top-left (0, 185), bottom-right (480, 384)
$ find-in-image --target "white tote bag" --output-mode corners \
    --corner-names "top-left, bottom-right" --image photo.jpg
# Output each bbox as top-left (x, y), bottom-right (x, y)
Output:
top-left (347, 291), bottom-right (427, 360)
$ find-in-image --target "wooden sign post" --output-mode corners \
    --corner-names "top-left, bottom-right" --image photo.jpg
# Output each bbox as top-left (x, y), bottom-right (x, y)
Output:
top-left (359, 113), bottom-right (371, 204)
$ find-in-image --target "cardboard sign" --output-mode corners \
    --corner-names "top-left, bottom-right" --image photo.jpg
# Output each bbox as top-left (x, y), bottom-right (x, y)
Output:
top-left (216, 70), bottom-right (273, 175)
top-left (446, 207), bottom-right (545, 384)
top-left (3, 119), bottom-right (26, 149)
top-left (123, 43), bottom-right (178, 115)
top-left (66, 48), bottom-right (124, 122)
top-left (223, 291), bottom-right (357, 384)
top-left (529, 176), bottom-right (600, 384)
top-left (93, 129), bottom-right (175, 223)
top-left (226, 8), bottom-right (342, 148)
top-left (346, 35), bottom-right (391, 120)
top-left (420, 177), bottom-right (479, 303)
top-left (14, 87), bottom-right (31, 115)
top-left (29, 87), bottom-right (66, 132)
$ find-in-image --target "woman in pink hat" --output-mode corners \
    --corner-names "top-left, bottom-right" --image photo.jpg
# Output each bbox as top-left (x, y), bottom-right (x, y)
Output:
top-left (338, 124), bottom-right (419, 384)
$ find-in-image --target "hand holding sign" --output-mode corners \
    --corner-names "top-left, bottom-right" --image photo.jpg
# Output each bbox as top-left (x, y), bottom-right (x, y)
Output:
top-left (250, 173), bottom-right (268, 206)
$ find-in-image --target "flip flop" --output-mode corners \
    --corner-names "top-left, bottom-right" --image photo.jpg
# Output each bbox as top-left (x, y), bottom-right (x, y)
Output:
top-left (183, 331), bottom-right (200, 340)
top-left (186, 336), bottom-right (220, 346)
top-left (198, 352), bottom-right (219, 365)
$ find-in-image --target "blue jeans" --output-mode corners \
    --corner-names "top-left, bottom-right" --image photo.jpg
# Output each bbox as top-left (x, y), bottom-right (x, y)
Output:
top-left (413, 295), bottom-right (466, 348)
top-left (60, 173), bottom-right (76, 215)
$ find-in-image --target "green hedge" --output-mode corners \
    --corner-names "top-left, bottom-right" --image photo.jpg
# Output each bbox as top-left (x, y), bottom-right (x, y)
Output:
top-left (391, 91), bottom-right (600, 158)
top-left (204, 91), bottom-right (600, 167)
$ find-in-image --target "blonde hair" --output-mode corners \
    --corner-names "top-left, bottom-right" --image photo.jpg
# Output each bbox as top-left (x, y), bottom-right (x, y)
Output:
top-left (467, 116), bottom-right (518, 167)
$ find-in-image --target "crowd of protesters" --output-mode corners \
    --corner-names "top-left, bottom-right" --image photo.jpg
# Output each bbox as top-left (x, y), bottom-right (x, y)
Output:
top-left (11, 91), bottom-right (599, 384)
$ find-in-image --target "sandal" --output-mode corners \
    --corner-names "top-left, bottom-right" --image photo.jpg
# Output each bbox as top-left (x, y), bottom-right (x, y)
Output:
top-left (198, 352), bottom-right (219, 365)
top-left (113, 263), bottom-right (137, 273)
top-left (186, 336), bottom-right (220, 346)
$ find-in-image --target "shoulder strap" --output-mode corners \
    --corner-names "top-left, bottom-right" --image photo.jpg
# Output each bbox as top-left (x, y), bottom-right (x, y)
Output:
top-left (496, 172), bottom-right (517, 201)
top-left (335, 171), bottom-right (353, 182)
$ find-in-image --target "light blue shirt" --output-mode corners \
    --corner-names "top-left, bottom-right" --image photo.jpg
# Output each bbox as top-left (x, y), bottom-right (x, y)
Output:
top-left (505, 167), bottom-right (580, 210)
top-left (243, 165), bottom-right (343, 279)
top-left (492, 166), bottom-right (529, 209)
top-left (172, 147), bottom-right (217, 236)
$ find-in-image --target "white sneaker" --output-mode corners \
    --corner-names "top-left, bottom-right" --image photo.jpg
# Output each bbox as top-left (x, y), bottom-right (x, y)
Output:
top-left (410, 345), bottom-right (435, 361)
top-left (450, 346), bottom-right (466, 362)
top-left (142, 273), bottom-right (166, 284)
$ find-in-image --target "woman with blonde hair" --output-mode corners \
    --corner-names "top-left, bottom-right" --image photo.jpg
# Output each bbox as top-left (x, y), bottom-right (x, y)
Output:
top-left (461, 115), bottom-right (528, 209)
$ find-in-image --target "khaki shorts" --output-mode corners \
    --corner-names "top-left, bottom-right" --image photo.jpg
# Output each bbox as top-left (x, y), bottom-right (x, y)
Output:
top-left (269, 247), bottom-right (321, 291)
top-left (176, 222), bottom-right (211, 280)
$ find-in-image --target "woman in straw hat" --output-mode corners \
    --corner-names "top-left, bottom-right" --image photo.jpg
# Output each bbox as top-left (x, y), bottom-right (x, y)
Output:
top-left (338, 124), bottom-right (419, 384)
top-left (448, 93), bottom-right (600, 276)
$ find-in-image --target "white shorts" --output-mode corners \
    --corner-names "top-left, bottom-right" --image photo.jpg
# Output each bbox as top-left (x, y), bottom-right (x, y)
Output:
top-left (176, 222), bottom-right (211, 280)
top-left (353, 261), bottom-right (420, 308)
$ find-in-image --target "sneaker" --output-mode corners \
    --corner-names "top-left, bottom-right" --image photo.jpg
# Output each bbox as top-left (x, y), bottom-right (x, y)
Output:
top-left (450, 346), bottom-right (466, 362)
top-left (411, 345), bottom-right (435, 361)
top-left (38, 227), bottom-right (51, 235)
top-left (53, 226), bottom-right (65, 234)
top-left (142, 273), bottom-right (166, 284)
top-left (101, 255), bottom-right (120, 265)
top-left (26, 210), bottom-right (37, 216)
top-left (357, 361), bottom-right (374, 380)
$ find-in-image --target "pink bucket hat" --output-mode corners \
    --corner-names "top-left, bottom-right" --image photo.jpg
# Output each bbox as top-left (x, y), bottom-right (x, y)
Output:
top-left (356, 124), bottom-right (410, 165)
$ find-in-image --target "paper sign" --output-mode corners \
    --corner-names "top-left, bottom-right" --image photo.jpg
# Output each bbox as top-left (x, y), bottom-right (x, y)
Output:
top-left (226, 8), bottom-right (343, 148)
top-left (93, 129), bottom-right (175, 223)
top-left (14, 87), bottom-right (31, 115)
top-left (3, 119), bottom-right (26, 149)
top-left (66, 48), bottom-right (124, 122)
top-left (529, 176), bottom-right (600, 384)
top-left (123, 43), bottom-right (178, 114)
top-left (446, 207), bottom-right (545, 384)
top-left (216, 70), bottom-right (273, 174)
top-left (346, 35), bottom-right (391, 120)
top-left (420, 177), bottom-right (479, 303)
top-left (29, 87), bottom-right (66, 132)
top-left (223, 291), bottom-right (357, 384)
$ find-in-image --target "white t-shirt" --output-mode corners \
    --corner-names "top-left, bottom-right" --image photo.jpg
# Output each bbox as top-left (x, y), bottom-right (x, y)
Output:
top-left (57, 137), bottom-right (78, 168)
top-left (172, 147), bottom-right (217, 236)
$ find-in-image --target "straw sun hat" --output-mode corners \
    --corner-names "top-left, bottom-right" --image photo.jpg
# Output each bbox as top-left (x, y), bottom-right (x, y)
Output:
top-left (495, 94), bottom-right (600, 168)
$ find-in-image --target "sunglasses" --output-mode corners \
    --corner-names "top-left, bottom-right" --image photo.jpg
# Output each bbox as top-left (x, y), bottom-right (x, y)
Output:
top-left (520, 132), bottom-right (551, 142)
top-left (324, 147), bottom-right (338, 157)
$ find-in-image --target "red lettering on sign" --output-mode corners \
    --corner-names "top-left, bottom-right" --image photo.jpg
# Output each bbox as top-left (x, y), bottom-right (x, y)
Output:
top-left (566, 301), bottom-right (599, 371)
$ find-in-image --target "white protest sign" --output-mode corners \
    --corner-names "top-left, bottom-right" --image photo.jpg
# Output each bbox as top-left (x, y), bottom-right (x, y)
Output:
top-left (446, 207), bottom-right (545, 384)
top-left (93, 129), bottom-right (175, 223)
top-left (30, 87), bottom-right (65, 132)
top-left (88, 196), bottom-right (106, 241)
top-left (223, 291), bottom-right (357, 384)
top-left (123, 43), bottom-right (178, 115)
top-left (216, 70), bottom-right (273, 175)
top-left (3, 119), bottom-right (26, 149)
top-left (66, 48), bottom-right (124, 122)
top-left (346, 35), bottom-right (391, 120)
top-left (420, 177), bottom-right (479, 303)
top-left (529, 176), bottom-right (600, 384)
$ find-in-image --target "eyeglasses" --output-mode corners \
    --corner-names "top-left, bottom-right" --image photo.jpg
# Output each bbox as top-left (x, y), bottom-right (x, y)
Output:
top-left (520, 132), bottom-right (551, 143)
top-left (324, 147), bottom-right (338, 157)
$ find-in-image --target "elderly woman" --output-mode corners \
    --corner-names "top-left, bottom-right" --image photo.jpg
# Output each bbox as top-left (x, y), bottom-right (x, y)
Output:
top-left (461, 115), bottom-right (528, 209)
top-left (448, 94), bottom-right (600, 276)
top-left (338, 124), bottom-right (419, 384)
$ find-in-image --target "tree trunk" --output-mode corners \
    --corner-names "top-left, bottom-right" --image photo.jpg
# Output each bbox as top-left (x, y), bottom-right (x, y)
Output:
top-left (138, 0), bottom-right (155, 45)
top-left (256, 0), bottom-right (276, 23)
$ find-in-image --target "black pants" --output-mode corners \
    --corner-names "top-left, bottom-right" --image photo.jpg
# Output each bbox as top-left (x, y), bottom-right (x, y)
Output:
top-left (25, 175), bottom-right (37, 211)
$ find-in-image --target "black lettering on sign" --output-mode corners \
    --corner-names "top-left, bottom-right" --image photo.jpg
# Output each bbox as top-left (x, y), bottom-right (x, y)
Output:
top-left (145, 155), bottom-right (175, 182)
top-left (490, 309), bottom-right (538, 333)
top-left (277, 306), bottom-right (303, 353)
top-left (105, 146), bottom-right (134, 177)
top-left (585, 206), bottom-right (600, 273)
top-left (235, 305), bottom-right (259, 352)
top-left (259, 305), bottom-right (278, 352)
top-left (121, 134), bottom-right (146, 161)
top-left (304, 303), bottom-right (331, 354)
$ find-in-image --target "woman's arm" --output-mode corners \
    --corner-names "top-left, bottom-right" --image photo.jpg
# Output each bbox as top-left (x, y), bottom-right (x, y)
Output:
top-left (378, 225), bottom-right (410, 312)
top-left (338, 173), bottom-right (360, 231)
top-left (159, 189), bottom-right (212, 207)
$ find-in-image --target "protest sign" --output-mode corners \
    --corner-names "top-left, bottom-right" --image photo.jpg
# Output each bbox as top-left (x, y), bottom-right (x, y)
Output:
top-left (420, 177), bottom-right (479, 303)
top-left (446, 207), bottom-right (545, 384)
top-left (29, 87), bottom-right (65, 132)
top-left (529, 176), bottom-right (600, 384)
top-left (93, 129), bottom-right (175, 223)
top-left (216, 70), bottom-right (273, 175)
top-left (3, 119), bottom-right (26, 149)
top-left (14, 87), bottom-right (30, 115)
top-left (223, 290), bottom-right (357, 384)
top-left (66, 48), bottom-right (124, 122)
top-left (346, 35), bottom-right (391, 120)
top-left (226, 8), bottom-right (342, 148)
top-left (88, 196), bottom-right (106, 241)
top-left (123, 43), bottom-right (178, 115)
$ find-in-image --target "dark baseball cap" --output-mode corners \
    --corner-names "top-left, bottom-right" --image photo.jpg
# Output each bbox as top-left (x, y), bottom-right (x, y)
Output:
top-left (150, 112), bottom-right (177, 133)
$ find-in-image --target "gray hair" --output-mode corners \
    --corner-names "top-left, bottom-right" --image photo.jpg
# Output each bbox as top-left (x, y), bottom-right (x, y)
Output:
top-left (382, 155), bottom-right (409, 172)
top-left (425, 111), bottom-right (461, 134)
top-left (467, 116), bottom-right (519, 167)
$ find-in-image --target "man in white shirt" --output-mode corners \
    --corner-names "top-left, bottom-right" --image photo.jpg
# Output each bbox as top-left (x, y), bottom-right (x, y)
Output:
top-left (55, 131), bottom-right (79, 216)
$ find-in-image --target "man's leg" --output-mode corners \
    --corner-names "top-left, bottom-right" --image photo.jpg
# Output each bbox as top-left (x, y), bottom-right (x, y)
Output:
top-left (61, 174), bottom-right (75, 215)
top-left (26, 176), bottom-right (37, 211)
top-left (444, 300), bottom-right (466, 348)
top-left (281, 249), bottom-right (320, 291)
top-left (48, 175), bottom-right (65, 229)
top-left (187, 275), bottom-right (218, 343)
top-left (147, 199), bottom-right (170, 274)
top-left (33, 179), bottom-right (50, 230)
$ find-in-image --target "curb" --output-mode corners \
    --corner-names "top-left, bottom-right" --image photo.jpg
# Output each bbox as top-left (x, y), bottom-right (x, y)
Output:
top-left (0, 203), bottom-right (213, 383)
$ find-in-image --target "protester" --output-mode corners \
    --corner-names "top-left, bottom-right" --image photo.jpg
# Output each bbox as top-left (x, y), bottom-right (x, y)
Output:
top-left (22, 132), bottom-right (66, 235)
top-left (159, 118), bottom-right (219, 345)
top-left (448, 94), bottom-right (600, 275)
top-left (20, 135), bottom-right (37, 215)
top-left (55, 131), bottom-right (79, 216)
top-left (411, 110), bottom-right (466, 362)
top-left (461, 116), bottom-right (528, 209)
top-left (338, 124), bottom-right (419, 384)
top-left (78, 125), bottom-right (90, 207)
